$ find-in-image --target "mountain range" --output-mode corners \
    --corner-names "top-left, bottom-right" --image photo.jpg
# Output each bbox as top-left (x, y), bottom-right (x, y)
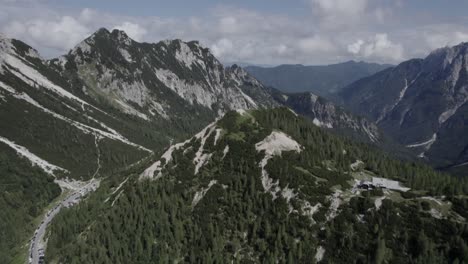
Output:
top-left (0, 27), bottom-right (381, 181)
top-left (245, 61), bottom-right (392, 96)
top-left (0, 28), bottom-right (383, 262)
top-left (0, 28), bottom-right (467, 263)
top-left (267, 87), bottom-right (381, 144)
top-left (339, 42), bottom-right (468, 174)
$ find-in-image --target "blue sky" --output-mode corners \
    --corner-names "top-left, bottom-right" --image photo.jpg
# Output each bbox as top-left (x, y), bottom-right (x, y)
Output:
top-left (46, 0), bottom-right (308, 17)
top-left (2, 0), bottom-right (468, 65)
top-left (42, 0), bottom-right (468, 20)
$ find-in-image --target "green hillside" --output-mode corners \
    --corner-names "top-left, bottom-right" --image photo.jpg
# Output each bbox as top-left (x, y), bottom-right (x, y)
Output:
top-left (45, 108), bottom-right (468, 263)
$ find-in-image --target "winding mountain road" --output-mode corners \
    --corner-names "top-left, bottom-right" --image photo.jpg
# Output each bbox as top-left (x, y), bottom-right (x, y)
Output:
top-left (29, 179), bottom-right (99, 264)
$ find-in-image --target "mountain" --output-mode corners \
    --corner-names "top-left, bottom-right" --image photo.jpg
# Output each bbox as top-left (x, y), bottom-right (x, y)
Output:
top-left (51, 28), bottom-right (278, 119)
top-left (268, 87), bottom-right (381, 143)
top-left (0, 33), bottom-right (154, 262)
top-left (50, 28), bottom-right (381, 146)
top-left (0, 35), bottom-right (160, 174)
top-left (2, 28), bottom-right (466, 263)
top-left (0, 28), bottom-right (287, 180)
top-left (245, 61), bottom-right (391, 96)
top-left (45, 108), bottom-right (468, 263)
top-left (339, 42), bottom-right (468, 173)
top-left (0, 29), bottom-right (278, 262)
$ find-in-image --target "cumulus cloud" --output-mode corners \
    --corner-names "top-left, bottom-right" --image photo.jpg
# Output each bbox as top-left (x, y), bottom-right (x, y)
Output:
top-left (113, 22), bottom-right (147, 41)
top-left (347, 33), bottom-right (404, 62)
top-left (1, 2), bottom-right (468, 65)
top-left (347, 40), bottom-right (364, 54)
top-left (424, 31), bottom-right (468, 50)
top-left (298, 36), bottom-right (336, 54)
top-left (210, 38), bottom-right (234, 58)
top-left (3, 16), bottom-right (90, 51)
top-left (79, 8), bottom-right (97, 23)
top-left (310, 0), bottom-right (368, 28)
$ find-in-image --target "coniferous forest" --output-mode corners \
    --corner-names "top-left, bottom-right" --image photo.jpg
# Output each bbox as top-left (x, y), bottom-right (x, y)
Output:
top-left (44, 109), bottom-right (468, 263)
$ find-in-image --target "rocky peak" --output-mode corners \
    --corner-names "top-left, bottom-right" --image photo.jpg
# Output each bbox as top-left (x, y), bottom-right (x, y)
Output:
top-left (0, 35), bottom-right (12, 53)
top-left (227, 64), bottom-right (248, 78)
top-left (427, 42), bottom-right (468, 58)
top-left (157, 38), bottom-right (222, 72)
top-left (92, 27), bottom-right (111, 37)
top-left (110, 29), bottom-right (133, 46)
top-left (227, 64), bottom-right (248, 75)
top-left (86, 28), bottom-right (132, 45)
top-left (308, 92), bottom-right (319, 103)
top-left (0, 36), bottom-right (42, 65)
top-left (421, 42), bottom-right (468, 98)
top-left (69, 28), bottom-right (134, 58)
top-left (50, 29), bottom-right (277, 120)
top-left (226, 64), bottom-right (260, 85)
top-left (425, 42), bottom-right (468, 72)
top-left (70, 28), bottom-right (219, 73)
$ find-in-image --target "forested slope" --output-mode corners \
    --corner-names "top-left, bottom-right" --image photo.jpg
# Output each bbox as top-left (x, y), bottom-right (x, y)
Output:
top-left (45, 108), bottom-right (468, 263)
top-left (0, 144), bottom-right (61, 263)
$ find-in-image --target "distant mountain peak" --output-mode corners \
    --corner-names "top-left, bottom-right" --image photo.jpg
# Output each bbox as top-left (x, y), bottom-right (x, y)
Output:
top-left (93, 27), bottom-right (110, 36)
top-left (429, 41), bottom-right (468, 54)
top-left (340, 41), bottom-right (468, 171)
top-left (245, 61), bottom-right (391, 95)
top-left (230, 63), bottom-right (241, 69)
top-left (0, 35), bottom-right (42, 63)
top-left (86, 27), bottom-right (133, 45)
top-left (425, 41), bottom-right (468, 71)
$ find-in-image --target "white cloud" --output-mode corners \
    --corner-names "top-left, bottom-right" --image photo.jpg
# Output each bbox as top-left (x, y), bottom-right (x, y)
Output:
top-left (113, 22), bottom-right (147, 41)
top-left (311, 0), bottom-right (368, 28)
top-left (4, 16), bottom-right (90, 52)
top-left (424, 31), bottom-right (468, 50)
top-left (276, 44), bottom-right (289, 56)
top-left (348, 33), bottom-right (404, 62)
top-left (79, 8), bottom-right (97, 23)
top-left (219, 16), bottom-right (239, 34)
top-left (312, 0), bottom-right (368, 18)
top-left (347, 39), bottom-right (364, 54)
top-left (210, 38), bottom-right (233, 58)
top-left (298, 36), bottom-right (336, 54)
top-left (1, 2), bottom-right (468, 65)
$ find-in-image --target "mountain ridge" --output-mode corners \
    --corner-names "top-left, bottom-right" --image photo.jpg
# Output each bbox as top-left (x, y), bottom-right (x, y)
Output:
top-left (245, 61), bottom-right (392, 96)
top-left (50, 28), bottom-right (278, 121)
top-left (2, 28), bottom-right (465, 263)
top-left (339, 42), bottom-right (468, 174)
